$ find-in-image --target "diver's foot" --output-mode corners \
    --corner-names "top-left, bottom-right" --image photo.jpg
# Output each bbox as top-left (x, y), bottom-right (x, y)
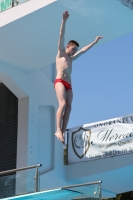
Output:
top-left (55, 130), bottom-right (64, 144)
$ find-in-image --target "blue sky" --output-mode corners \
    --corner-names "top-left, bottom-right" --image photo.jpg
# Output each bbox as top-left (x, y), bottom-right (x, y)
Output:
top-left (68, 32), bottom-right (133, 128)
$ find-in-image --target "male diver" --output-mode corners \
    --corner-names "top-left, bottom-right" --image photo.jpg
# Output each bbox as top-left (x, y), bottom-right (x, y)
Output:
top-left (54, 11), bottom-right (103, 144)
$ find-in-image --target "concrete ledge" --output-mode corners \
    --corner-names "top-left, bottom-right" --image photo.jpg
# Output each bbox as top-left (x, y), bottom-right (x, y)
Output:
top-left (0, 0), bottom-right (56, 27)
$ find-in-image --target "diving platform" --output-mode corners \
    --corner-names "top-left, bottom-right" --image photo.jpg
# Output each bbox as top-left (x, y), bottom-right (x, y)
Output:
top-left (6, 189), bottom-right (99, 200)
top-left (0, 0), bottom-right (133, 71)
top-left (2, 181), bottom-right (102, 200)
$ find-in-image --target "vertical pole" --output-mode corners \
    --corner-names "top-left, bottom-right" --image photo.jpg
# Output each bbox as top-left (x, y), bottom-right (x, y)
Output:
top-left (35, 166), bottom-right (39, 192)
top-left (99, 182), bottom-right (102, 200)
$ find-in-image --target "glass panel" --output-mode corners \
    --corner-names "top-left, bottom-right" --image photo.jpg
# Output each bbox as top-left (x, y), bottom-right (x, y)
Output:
top-left (0, 168), bottom-right (36, 199)
top-left (65, 183), bottom-right (101, 200)
top-left (0, 0), bottom-right (29, 13)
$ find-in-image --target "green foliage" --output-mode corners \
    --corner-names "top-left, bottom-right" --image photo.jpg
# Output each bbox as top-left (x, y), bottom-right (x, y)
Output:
top-left (103, 191), bottom-right (133, 200)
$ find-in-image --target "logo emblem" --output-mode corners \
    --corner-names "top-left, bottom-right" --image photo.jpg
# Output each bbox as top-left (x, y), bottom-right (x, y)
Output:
top-left (72, 127), bottom-right (91, 159)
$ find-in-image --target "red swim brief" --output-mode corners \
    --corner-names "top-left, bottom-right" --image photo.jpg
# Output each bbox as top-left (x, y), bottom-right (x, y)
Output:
top-left (54, 79), bottom-right (72, 91)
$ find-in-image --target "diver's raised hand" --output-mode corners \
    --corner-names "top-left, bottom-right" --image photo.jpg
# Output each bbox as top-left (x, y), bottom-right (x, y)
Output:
top-left (63, 11), bottom-right (69, 21)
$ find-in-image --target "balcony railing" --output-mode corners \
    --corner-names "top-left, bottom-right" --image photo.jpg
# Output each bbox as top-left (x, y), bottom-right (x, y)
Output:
top-left (0, 164), bottom-right (41, 199)
top-left (0, 0), bottom-right (29, 13)
top-left (0, 164), bottom-right (102, 199)
top-left (1, 180), bottom-right (102, 200)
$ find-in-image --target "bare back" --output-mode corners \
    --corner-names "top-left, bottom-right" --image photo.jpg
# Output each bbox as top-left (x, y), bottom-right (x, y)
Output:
top-left (56, 50), bottom-right (72, 84)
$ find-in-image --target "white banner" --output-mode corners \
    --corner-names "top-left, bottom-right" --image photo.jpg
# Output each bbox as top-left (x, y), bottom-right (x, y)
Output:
top-left (64, 114), bottom-right (133, 165)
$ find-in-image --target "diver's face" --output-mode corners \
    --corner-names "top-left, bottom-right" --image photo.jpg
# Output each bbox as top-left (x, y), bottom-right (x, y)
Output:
top-left (67, 44), bottom-right (78, 56)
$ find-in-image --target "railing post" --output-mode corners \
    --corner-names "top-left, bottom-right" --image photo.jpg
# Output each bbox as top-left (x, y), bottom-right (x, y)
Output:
top-left (99, 182), bottom-right (102, 200)
top-left (35, 166), bottom-right (39, 192)
top-left (35, 164), bottom-right (41, 192)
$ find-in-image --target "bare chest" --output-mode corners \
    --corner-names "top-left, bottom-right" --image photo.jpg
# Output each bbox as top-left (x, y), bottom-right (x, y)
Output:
top-left (56, 56), bottom-right (72, 69)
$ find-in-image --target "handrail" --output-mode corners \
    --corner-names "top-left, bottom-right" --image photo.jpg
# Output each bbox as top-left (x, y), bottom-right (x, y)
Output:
top-left (61, 180), bottom-right (102, 189)
top-left (0, 164), bottom-right (42, 192)
top-left (0, 164), bottom-right (41, 176)
top-left (62, 181), bottom-right (102, 200)
top-left (41, 180), bottom-right (102, 192)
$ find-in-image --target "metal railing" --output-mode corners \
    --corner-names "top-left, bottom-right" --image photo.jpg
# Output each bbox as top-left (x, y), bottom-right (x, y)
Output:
top-left (0, 164), bottom-right (41, 192)
top-left (0, 164), bottom-right (41, 199)
top-left (62, 181), bottom-right (102, 200)
top-left (0, 165), bottom-right (101, 200)
top-left (40, 180), bottom-right (102, 200)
